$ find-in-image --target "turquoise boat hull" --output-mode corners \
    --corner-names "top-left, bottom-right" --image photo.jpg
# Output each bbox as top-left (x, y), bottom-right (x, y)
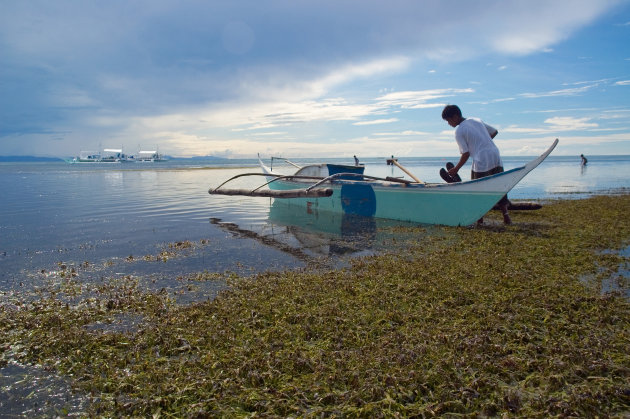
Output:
top-left (263, 177), bottom-right (508, 226)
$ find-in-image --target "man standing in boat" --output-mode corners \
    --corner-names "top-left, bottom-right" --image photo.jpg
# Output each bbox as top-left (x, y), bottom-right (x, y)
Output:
top-left (441, 104), bottom-right (511, 225)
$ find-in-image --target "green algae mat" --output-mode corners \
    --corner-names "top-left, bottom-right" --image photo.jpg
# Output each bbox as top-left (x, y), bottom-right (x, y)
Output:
top-left (1, 194), bottom-right (629, 417)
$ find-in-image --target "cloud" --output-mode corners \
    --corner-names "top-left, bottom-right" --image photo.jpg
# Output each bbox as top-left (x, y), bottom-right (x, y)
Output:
top-left (499, 133), bottom-right (630, 156)
top-left (544, 116), bottom-right (598, 130)
top-left (502, 126), bottom-right (554, 134)
top-left (373, 130), bottom-right (430, 136)
top-left (135, 85), bottom-right (466, 138)
top-left (503, 116), bottom-right (599, 135)
top-left (520, 85), bottom-right (598, 98)
top-left (0, 0), bottom-right (626, 157)
top-left (283, 57), bottom-right (410, 101)
top-left (483, 0), bottom-right (623, 54)
top-left (375, 89), bottom-right (474, 109)
top-left (353, 119), bottom-right (399, 126)
top-left (222, 21), bottom-right (256, 55)
top-left (518, 77), bottom-right (626, 100)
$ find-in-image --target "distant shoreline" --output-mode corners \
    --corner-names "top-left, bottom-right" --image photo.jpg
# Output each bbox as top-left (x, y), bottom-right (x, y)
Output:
top-left (0, 156), bottom-right (65, 162)
top-left (3, 154), bottom-right (630, 163)
top-left (0, 155), bottom-right (229, 162)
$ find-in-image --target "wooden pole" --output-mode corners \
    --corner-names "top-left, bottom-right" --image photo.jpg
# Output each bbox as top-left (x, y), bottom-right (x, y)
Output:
top-left (209, 187), bottom-right (333, 198)
top-left (390, 159), bottom-right (423, 184)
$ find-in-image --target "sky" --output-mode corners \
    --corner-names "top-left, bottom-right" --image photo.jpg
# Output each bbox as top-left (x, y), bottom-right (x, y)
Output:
top-left (1, 0), bottom-right (630, 159)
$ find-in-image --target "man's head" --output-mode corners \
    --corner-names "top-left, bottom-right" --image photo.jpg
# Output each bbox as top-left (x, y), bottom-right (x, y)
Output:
top-left (442, 104), bottom-right (463, 127)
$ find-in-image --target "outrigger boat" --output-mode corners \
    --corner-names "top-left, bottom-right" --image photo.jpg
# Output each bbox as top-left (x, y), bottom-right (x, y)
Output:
top-left (209, 139), bottom-right (558, 226)
top-left (68, 147), bottom-right (129, 163)
top-left (132, 148), bottom-right (167, 162)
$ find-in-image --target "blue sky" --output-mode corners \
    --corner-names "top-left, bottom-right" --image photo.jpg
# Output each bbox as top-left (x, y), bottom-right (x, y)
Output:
top-left (1, 0), bottom-right (629, 158)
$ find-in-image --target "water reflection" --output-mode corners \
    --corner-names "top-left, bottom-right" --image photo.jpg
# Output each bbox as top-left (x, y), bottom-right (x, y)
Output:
top-left (267, 200), bottom-right (378, 257)
top-left (208, 198), bottom-right (422, 266)
top-left (103, 170), bottom-right (124, 187)
top-left (263, 199), bottom-right (434, 260)
top-left (0, 363), bottom-right (88, 417)
top-left (598, 245), bottom-right (630, 299)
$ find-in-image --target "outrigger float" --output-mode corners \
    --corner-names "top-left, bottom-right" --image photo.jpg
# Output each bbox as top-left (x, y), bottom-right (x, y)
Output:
top-left (209, 139), bottom-right (558, 226)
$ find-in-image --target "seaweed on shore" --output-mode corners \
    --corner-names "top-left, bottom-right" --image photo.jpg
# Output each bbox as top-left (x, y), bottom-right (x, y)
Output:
top-left (1, 195), bottom-right (629, 417)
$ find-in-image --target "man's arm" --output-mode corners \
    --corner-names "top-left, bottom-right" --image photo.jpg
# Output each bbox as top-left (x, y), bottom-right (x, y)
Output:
top-left (448, 152), bottom-right (469, 176)
top-left (484, 123), bottom-right (498, 139)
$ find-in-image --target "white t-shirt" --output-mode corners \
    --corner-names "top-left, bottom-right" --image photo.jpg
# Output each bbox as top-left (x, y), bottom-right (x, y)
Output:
top-left (454, 117), bottom-right (502, 172)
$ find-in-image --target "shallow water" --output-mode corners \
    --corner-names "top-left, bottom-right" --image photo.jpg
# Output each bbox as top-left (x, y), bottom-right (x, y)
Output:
top-left (0, 155), bottom-right (629, 416)
top-left (1, 155), bottom-right (629, 294)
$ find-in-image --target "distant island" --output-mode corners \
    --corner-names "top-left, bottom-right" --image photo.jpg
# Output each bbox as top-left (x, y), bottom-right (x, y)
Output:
top-left (0, 156), bottom-right (65, 162)
top-left (184, 155), bottom-right (230, 161)
top-left (0, 155), bottom-right (231, 162)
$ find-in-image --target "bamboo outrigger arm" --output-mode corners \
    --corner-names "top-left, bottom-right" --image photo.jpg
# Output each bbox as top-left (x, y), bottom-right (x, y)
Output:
top-left (209, 173), bottom-right (333, 198)
top-left (209, 171), bottom-right (417, 199)
top-left (209, 187), bottom-right (333, 198)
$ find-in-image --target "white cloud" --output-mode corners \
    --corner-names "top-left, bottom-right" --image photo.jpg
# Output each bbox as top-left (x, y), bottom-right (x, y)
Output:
top-left (503, 126), bottom-right (553, 134)
top-left (520, 85), bottom-right (597, 98)
top-left (250, 131), bottom-right (288, 137)
top-left (484, 1), bottom-right (622, 54)
top-left (374, 130), bottom-right (429, 136)
top-left (0, 0), bottom-right (628, 157)
top-left (310, 58), bottom-right (410, 95)
top-left (353, 118), bottom-right (399, 126)
top-left (499, 133), bottom-right (630, 156)
top-left (600, 109), bottom-right (630, 119)
top-left (544, 116), bottom-right (598, 130)
top-left (565, 77), bottom-right (616, 86)
top-left (503, 116), bottom-right (599, 135)
top-left (375, 88), bottom-right (474, 109)
top-left (47, 86), bottom-right (98, 108)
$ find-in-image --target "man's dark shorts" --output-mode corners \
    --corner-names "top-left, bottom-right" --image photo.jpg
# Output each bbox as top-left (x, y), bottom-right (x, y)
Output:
top-left (471, 166), bottom-right (509, 206)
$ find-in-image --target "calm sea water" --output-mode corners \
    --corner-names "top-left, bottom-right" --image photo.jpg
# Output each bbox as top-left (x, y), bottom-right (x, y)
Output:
top-left (1, 155), bottom-right (629, 295)
top-left (1, 155), bottom-right (629, 416)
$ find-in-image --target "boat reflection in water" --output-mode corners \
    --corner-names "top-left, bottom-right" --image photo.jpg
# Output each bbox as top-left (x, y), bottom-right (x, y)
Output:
top-left (267, 199), bottom-right (379, 258)
top-left (210, 198), bottom-right (431, 272)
